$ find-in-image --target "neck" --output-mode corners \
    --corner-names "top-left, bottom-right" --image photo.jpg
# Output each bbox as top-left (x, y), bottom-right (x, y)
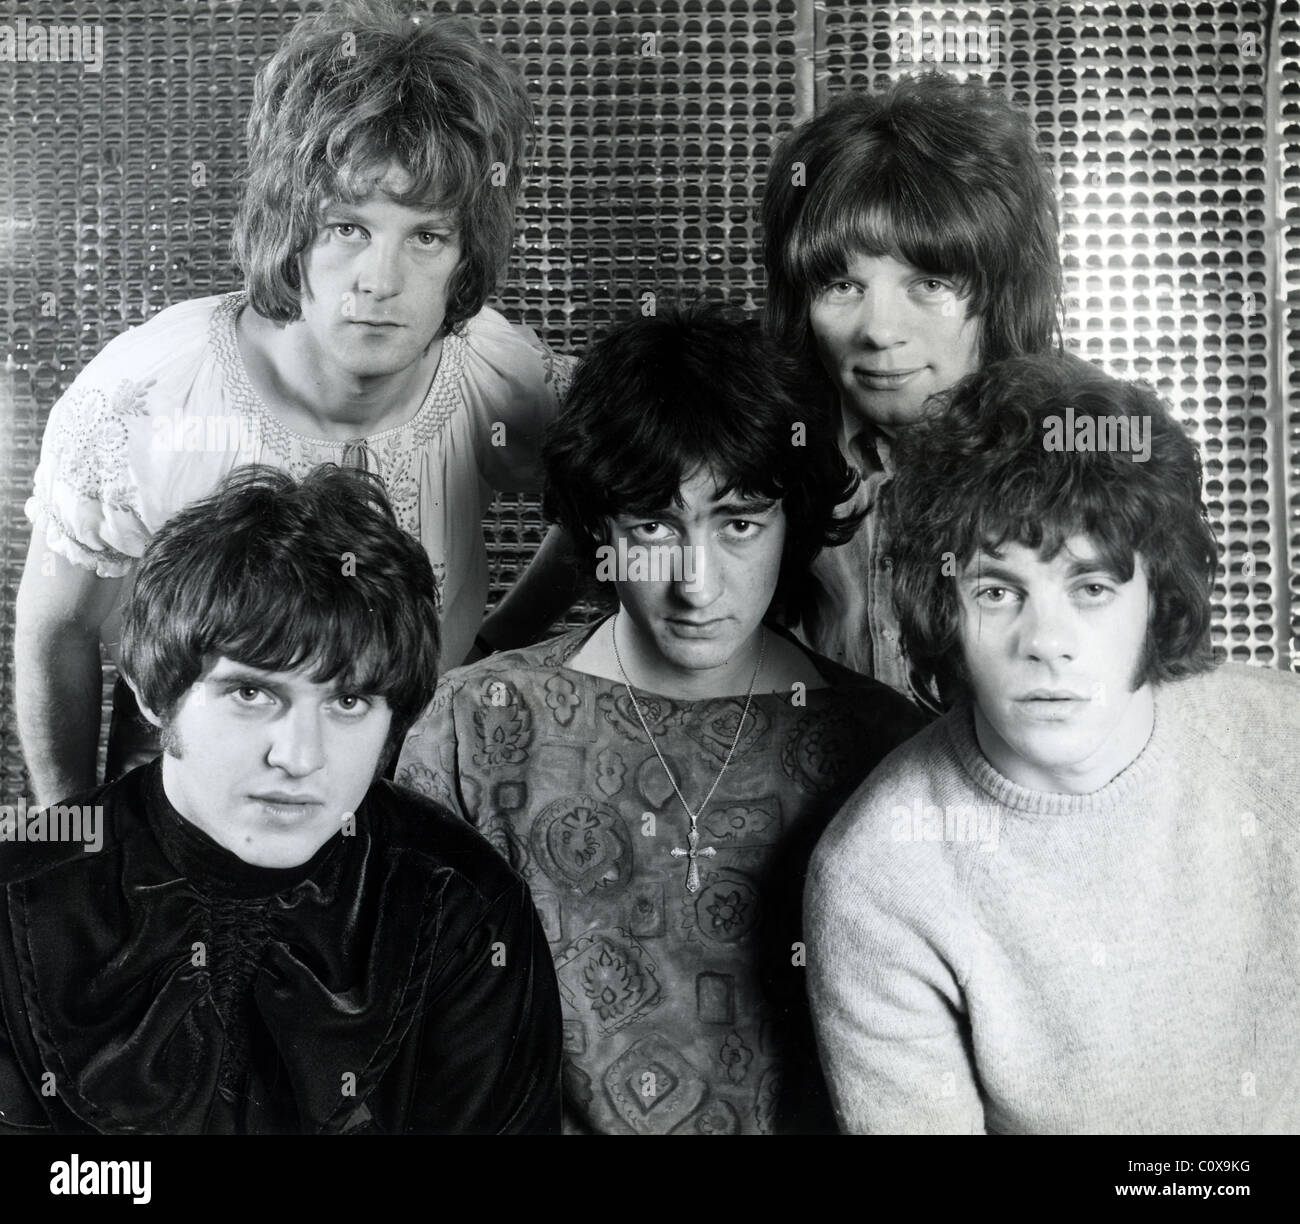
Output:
top-left (972, 684), bottom-right (1157, 796)
top-left (239, 308), bottom-right (441, 440)
top-left (609, 614), bottom-right (767, 702)
top-left (839, 405), bottom-right (893, 473)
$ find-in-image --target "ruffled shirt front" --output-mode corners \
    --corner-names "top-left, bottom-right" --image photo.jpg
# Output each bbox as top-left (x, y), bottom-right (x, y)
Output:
top-left (25, 293), bottom-right (574, 667)
top-left (0, 761), bottom-right (562, 1134)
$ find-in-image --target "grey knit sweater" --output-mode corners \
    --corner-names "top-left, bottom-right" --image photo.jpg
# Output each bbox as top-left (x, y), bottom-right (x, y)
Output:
top-left (805, 662), bottom-right (1300, 1134)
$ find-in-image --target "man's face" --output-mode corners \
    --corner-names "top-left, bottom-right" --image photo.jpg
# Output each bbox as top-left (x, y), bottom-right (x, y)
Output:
top-left (957, 535), bottom-right (1155, 795)
top-left (142, 656), bottom-right (393, 868)
top-left (808, 251), bottom-right (982, 435)
top-left (297, 163), bottom-right (462, 381)
top-left (608, 466), bottom-right (786, 695)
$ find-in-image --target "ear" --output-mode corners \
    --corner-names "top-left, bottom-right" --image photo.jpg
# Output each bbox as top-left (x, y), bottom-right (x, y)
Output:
top-left (124, 677), bottom-right (165, 730)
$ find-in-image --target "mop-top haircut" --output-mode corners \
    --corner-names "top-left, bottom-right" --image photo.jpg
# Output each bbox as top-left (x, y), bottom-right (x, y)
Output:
top-left (120, 464), bottom-right (441, 756)
top-left (233, 0), bottom-right (534, 332)
top-left (543, 303), bottom-right (862, 621)
top-left (883, 353), bottom-right (1219, 695)
top-left (763, 73), bottom-right (1062, 376)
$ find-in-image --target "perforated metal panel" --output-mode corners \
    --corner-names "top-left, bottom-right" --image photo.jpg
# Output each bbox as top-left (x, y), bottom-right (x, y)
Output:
top-left (1, 0), bottom-right (1296, 803)
top-left (467, 0), bottom-right (803, 618)
top-left (2, 4), bottom-right (309, 800)
top-left (1281, 0), bottom-right (1300, 668)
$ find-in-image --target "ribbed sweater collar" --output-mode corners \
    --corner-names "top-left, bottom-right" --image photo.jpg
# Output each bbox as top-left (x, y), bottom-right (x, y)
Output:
top-left (943, 685), bottom-right (1174, 817)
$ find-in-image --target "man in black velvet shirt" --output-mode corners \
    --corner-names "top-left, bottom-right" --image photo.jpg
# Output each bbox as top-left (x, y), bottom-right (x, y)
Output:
top-left (0, 464), bottom-right (561, 1134)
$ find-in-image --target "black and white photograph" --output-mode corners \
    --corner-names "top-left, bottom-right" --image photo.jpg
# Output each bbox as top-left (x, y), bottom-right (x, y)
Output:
top-left (0, 0), bottom-right (1295, 1203)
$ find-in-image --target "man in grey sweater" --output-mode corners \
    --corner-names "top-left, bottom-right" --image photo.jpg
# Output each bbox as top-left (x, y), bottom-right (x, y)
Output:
top-left (805, 353), bottom-right (1300, 1134)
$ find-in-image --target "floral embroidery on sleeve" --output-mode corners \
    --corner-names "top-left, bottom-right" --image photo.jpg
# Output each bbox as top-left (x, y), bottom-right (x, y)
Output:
top-left (49, 376), bottom-right (153, 514)
top-left (540, 347), bottom-right (576, 403)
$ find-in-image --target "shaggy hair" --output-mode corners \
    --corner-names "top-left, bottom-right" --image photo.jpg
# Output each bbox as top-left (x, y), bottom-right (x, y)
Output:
top-left (232, 1), bottom-right (533, 333)
top-left (882, 353), bottom-right (1218, 695)
top-left (763, 73), bottom-right (1062, 384)
top-left (121, 464), bottom-right (440, 763)
top-left (543, 304), bottom-right (862, 622)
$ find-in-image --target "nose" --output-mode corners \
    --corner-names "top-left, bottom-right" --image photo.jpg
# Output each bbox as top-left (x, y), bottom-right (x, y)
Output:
top-left (1021, 592), bottom-right (1078, 664)
top-left (676, 539), bottom-right (722, 607)
top-left (356, 238), bottom-right (403, 299)
top-left (849, 284), bottom-right (906, 349)
top-left (266, 703), bottom-right (327, 777)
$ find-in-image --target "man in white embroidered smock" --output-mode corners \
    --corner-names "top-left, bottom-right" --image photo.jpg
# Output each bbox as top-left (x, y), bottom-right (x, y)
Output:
top-left (16, 1), bottom-right (580, 806)
top-left (806, 353), bottom-right (1300, 1134)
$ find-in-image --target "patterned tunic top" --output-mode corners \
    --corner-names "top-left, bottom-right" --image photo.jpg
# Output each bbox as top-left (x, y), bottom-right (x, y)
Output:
top-left (396, 622), bottom-right (926, 1134)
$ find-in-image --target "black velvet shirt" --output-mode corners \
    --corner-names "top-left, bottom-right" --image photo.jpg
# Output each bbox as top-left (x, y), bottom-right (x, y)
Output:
top-left (0, 761), bottom-right (561, 1134)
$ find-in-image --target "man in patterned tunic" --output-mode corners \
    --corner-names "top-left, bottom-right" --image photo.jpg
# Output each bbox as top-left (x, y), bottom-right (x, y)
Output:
top-left (397, 306), bottom-right (926, 1133)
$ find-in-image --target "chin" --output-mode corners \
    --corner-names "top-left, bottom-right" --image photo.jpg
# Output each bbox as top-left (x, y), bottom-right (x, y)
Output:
top-left (1010, 729), bottom-right (1102, 773)
top-left (240, 833), bottom-right (331, 870)
top-left (660, 639), bottom-right (731, 671)
top-left (667, 647), bottom-right (726, 672)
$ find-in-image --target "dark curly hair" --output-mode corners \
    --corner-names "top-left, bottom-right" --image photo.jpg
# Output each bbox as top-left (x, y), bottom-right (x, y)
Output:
top-left (121, 463), bottom-right (441, 764)
top-left (543, 303), bottom-right (863, 623)
top-left (882, 352), bottom-right (1218, 696)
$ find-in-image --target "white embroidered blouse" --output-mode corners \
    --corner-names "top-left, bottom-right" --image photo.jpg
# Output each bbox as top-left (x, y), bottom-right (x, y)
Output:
top-left (26, 292), bottom-right (574, 668)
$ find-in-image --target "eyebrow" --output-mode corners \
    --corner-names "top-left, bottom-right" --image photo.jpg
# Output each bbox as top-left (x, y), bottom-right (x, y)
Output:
top-left (963, 554), bottom-right (1123, 584)
top-left (320, 203), bottom-right (457, 227)
top-left (617, 495), bottom-right (778, 520)
top-left (206, 665), bottom-right (373, 697)
top-left (714, 496), bottom-right (779, 516)
top-left (206, 665), bottom-right (286, 690)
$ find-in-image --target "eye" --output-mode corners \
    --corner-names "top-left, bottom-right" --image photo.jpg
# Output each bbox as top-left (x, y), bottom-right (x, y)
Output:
top-left (973, 585), bottom-right (1016, 606)
top-left (724, 519), bottom-right (760, 538)
top-left (822, 279), bottom-right (858, 297)
top-left (914, 277), bottom-right (959, 300)
top-left (226, 684), bottom-right (272, 707)
top-left (1076, 582), bottom-right (1117, 603)
top-left (327, 222), bottom-right (366, 241)
top-left (627, 521), bottom-right (672, 541)
top-left (414, 230), bottom-right (450, 248)
top-left (333, 693), bottom-right (373, 714)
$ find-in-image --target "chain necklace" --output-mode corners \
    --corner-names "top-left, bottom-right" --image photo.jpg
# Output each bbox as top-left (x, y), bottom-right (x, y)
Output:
top-left (610, 614), bottom-right (766, 893)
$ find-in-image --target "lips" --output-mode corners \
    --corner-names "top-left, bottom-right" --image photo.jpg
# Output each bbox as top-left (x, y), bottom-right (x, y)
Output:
top-left (853, 367), bottom-right (923, 388)
top-left (666, 617), bottom-right (726, 637)
top-left (251, 793), bottom-right (325, 805)
top-left (1017, 690), bottom-right (1087, 702)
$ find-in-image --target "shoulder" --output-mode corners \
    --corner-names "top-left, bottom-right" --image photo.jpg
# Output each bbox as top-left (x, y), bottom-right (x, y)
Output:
top-left (456, 307), bottom-right (575, 404)
top-left (365, 780), bottom-right (529, 906)
top-left (808, 713), bottom-right (967, 890)
top-left (459, 306), bottom-right (560, 362)
top-left (438, 628), bottom-right (593, 701)
top-left (76, 294), bottom-right (233, 380)
top-left (789, 631), bottom-right (932, 742)
top-left (812, 648), bottom-right (929, 723)
top-left (42, 294), bottom-right (237, 441)
top-left (1159, 663), bottom-right (1300, 814)
top-left (0, 770), bottom-right (147, 888)
top-left (1168, 660), bottom-right (1300, 721)
top-left (1160, 661), bottom-right (1300, 758)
